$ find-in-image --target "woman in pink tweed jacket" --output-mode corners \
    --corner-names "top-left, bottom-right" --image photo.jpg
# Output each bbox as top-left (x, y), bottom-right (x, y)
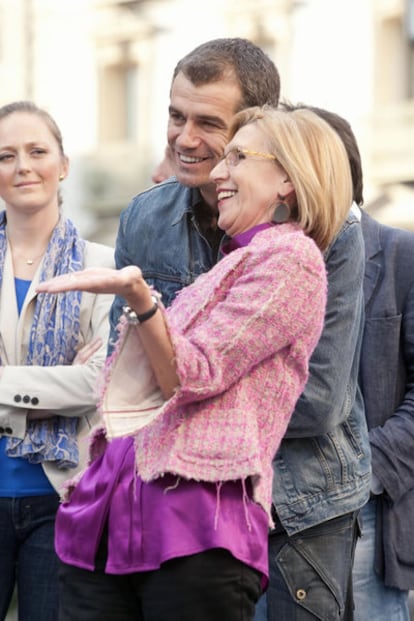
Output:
top-left (38, 106), bottom-right (353, 621)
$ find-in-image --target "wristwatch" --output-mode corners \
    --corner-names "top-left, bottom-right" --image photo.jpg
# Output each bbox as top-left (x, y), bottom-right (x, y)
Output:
top-left (122, 295), bottom-right (159, 325)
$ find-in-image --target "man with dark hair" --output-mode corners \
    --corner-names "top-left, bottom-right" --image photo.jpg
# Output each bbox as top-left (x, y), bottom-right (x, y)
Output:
top-left (110, 38), bottom-right (281, 334)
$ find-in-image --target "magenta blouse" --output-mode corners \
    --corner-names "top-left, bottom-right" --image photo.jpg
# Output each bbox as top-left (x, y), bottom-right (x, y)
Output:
top-left (55, 224), bottom-right (275, 589)
top-left (55, 435), bottom-right (269, 588)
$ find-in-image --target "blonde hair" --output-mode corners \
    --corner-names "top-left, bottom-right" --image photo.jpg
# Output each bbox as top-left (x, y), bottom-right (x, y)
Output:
top-left (230, 106), bottom-right (353, 251)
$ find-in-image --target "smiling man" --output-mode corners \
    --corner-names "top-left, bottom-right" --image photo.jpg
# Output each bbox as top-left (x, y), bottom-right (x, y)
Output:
top-left (108, 37), bottom-right (281, 338)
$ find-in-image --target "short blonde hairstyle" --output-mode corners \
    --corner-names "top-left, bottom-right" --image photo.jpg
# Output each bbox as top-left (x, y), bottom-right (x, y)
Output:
top-left (229, 105), bottom-right (353, 251)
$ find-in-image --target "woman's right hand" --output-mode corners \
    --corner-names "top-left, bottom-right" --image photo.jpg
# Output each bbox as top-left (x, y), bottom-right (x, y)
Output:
top-left (36, 266), bottom-right (155, 316)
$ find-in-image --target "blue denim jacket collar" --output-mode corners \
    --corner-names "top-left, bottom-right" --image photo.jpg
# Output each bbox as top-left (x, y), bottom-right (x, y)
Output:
top-left (170, 185), bottom-right (202, 226)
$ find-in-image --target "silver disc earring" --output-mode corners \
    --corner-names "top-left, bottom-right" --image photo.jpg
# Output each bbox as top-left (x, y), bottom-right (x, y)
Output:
top-left (272, 203), bottom-right (290, 224)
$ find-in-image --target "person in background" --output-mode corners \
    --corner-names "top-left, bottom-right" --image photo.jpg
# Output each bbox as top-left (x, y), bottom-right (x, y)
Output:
top-left (37, 104), bottom-right (355, 621)
top-left (355, 202), bottom-right (414, 621)
top-left (151, 144), bottom-right (175, 184)
top-left (0, 101), bottom-right (114, 620)
top-left (326, 119), bottom-right (414, 620)
top-left (109, 37), bottom-right (370, 620)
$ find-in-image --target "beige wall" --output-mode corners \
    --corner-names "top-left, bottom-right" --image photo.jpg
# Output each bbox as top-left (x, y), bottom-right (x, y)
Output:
top-left (0, 0), bottom-right (413, 239)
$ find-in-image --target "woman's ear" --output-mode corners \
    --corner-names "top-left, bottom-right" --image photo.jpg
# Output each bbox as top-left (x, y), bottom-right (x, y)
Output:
top-left (283, 178), bottom-right (294, 195)
top-left (61, 155), bottom-right (69, 179)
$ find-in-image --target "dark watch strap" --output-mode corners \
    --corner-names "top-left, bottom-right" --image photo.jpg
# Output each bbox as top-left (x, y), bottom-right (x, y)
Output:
top-left (122, 295), bottom-right (159, 325)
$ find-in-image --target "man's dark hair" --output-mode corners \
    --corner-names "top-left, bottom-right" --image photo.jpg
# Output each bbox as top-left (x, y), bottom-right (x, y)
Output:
top-left (173, 38), bottom-right (280, 110)
top-left (281, 101), bottom-right (364, 206)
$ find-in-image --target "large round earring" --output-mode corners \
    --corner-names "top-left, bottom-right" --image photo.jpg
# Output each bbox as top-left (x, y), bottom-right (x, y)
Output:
top-left (272, 202), bottom-right (290, 224)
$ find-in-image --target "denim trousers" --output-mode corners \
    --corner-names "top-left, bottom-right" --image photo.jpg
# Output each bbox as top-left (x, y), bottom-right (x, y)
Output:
top-left (353, 498), bottom-right (410, 621)
top-left (253, 511), bottom-right (359, 621)
top-left (0, 494), bottom-right (60, 621)
top-left (59, 547), bottom-right (262, 621)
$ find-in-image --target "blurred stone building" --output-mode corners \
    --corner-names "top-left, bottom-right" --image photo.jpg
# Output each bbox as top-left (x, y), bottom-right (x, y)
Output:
top-left (0, 0), bottom-right (413, 245)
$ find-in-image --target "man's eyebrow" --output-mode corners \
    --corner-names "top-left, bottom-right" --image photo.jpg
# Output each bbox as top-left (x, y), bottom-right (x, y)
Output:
top-left (168, 105), bottom-right (227, 129)
top-left (196, 114), bottom-right (228, 128)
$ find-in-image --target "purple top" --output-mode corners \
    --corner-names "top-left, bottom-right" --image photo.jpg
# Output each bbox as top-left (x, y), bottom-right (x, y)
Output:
top-left (55, 224), bottom-right (274, 589)
top-left (221, 222), bottom-right (273, 255)
top-left (56, 436), bottom-right (269, 587)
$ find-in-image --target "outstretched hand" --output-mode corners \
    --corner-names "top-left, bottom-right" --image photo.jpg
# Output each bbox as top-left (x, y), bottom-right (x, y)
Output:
top-left (36, 266), bottom-right (144, 298)
top-left (36, 265), bottom-right (179, 399)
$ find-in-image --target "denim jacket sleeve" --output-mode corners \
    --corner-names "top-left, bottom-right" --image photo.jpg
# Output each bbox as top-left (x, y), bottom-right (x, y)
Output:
top-left (284, 214), bottom-right (365, 437)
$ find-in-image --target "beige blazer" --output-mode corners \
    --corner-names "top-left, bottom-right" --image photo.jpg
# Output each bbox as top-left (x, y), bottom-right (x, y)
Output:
top-left (0, 240), bottom-right (114, 493)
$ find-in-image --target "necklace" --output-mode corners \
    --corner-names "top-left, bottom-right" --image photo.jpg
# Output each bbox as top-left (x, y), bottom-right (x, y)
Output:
top-left (7, 239), bottom-right (46, 266)
top-left (13, 251), bottom-right (44, 265)
top-left (23, 255), bottom-right (42, 265)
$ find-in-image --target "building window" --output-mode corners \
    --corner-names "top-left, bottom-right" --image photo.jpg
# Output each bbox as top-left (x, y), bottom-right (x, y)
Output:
top-left (98, 59), bottom-right (138, 142)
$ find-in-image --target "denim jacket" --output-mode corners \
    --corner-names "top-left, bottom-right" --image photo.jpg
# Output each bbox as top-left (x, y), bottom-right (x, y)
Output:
top-left (272, 212), bottom-right (371, 534)
top-left (109, 179), bottom-right (218, 347)
top-left (111, 181), bottom-right (371, 535)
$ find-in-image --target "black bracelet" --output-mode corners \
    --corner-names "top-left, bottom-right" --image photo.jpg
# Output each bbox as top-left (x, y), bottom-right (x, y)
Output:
top-left (122, 295), bottom-right (159, 325)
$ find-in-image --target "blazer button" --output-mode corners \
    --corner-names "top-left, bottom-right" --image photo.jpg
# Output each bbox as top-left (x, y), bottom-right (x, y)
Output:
top-left (5, 427), bottom-right (12, 434)
top-left (31, 397), bottom-right (39, 406)
top-left (23, 395), bottom-right (31, 404)
top-left (14, 395), bottom-right (22, 403)
top-left (296, 589), bottom-right (307, 601)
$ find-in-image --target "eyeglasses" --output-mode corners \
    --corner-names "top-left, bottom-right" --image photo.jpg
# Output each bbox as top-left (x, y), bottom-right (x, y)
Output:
top-left (221, 147), bottom-right (277, 167)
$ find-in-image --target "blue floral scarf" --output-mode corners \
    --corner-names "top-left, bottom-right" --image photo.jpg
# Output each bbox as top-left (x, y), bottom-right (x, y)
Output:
top-left (0, 210), bottom-right (85, 468)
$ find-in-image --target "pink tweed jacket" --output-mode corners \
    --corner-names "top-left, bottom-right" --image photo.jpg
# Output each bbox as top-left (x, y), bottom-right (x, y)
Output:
top-left (124, 223), bottom-right (327, 518)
